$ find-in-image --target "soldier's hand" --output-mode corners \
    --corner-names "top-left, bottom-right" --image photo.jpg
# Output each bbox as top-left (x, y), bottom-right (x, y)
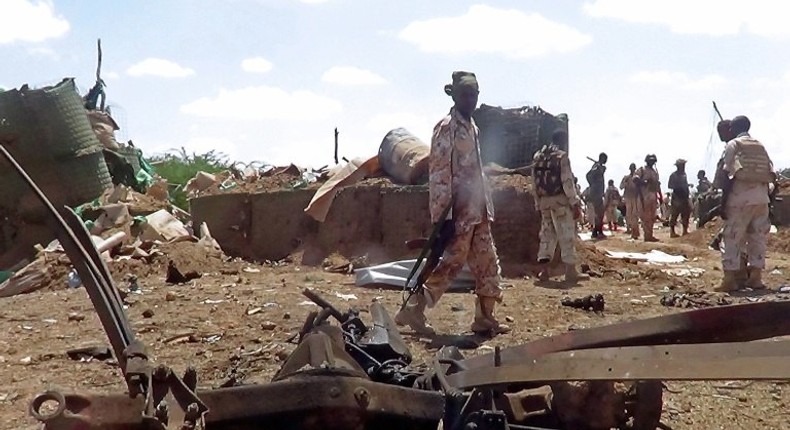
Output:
top-left (573, 204), bottom-right (582, 220)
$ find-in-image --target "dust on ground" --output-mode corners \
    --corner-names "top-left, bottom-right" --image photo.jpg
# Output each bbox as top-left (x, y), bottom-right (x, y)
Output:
top-left (0, 223), bottom-right (788, 430)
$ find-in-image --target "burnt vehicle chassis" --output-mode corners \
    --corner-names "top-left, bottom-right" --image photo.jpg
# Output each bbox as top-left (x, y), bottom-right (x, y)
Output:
top-left (3, 144), bottom-right (790, 430)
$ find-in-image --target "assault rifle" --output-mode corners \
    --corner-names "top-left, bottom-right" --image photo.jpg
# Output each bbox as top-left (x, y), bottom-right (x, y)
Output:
top-left (400, 203), bottom-right (455, 308)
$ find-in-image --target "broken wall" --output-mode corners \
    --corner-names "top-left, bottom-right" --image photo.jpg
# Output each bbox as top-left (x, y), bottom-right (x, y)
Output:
top-left (191, 182), bottom-right (540, 269)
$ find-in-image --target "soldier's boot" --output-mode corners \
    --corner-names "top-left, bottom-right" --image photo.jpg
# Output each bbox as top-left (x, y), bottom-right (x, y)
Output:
top-left (714, 271), bottom-right (739, 292)
top-left (537, 258), bottom-right (550, 281)
top-left (470, 296), bottom-right (511, 335)
top-left (395, 293), bottom-right (435, 336)
top-left (564, 264), bottom-right (590, 283)
top-left (669, 226), bottom-right (679, 238)
top-left (746, 269), bottom-right (766, 290)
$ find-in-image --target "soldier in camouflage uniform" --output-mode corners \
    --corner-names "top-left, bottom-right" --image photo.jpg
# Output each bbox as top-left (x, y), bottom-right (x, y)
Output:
top-left (604, 179), bottom-right (622, 231)
top-left (715, 116), bottom-right (775, 292)
top-left (620, 163), bottom-right (642, 239)
top-left (395, 71), bottom-right (509, 336)
top-left (636, 154), bottom-right (662, 242)
top-left (534, 130), bottom-right (589, 283)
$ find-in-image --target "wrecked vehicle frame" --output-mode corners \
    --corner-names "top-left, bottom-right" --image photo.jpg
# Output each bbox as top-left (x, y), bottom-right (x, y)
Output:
top-left (3, 142), bottom-right (790, 430)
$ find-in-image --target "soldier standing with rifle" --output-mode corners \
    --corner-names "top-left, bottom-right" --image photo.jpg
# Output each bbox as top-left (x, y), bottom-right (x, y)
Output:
top-left (715, 115), bottom-right (775, 292)
top-left (395, 71), bottom-right (510, 336)
top-left (533, 130), bottom-right (589, 283)
top-left (620, 163), bottom-right (642, 239)
top-left (585, 153), bottom-right (608, 238)
top-left (636, 154), bottom-right (662, 242)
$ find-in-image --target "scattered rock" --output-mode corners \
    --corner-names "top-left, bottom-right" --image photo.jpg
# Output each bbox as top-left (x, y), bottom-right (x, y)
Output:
top-left (505, 315), bottom-right (515, 323)
top-left (261, 321), bottom-right (277, 331)
top-left (142, 309), bottom-right (155, 318)
top-left (450, 305), bottom-right (465, 312)
top-left (165, 260), bottom-right (202, 285)
top-left (561, 294), bottom-right (605, 312)
top-left (283, 312), bottom-right (291, 320)
top-left (165, 291), bottom-right (177, 302)
top-left (68, 312), bottom-right (86, 322)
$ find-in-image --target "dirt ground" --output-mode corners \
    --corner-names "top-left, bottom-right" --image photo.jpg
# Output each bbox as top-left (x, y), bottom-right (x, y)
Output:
top-left (0, 221), bottom-right (788, 429)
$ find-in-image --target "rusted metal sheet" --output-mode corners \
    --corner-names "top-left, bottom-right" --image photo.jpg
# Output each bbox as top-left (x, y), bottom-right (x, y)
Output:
top-left (447, 339), bottom-right (790, 389)
top-left (459, 301), bottom-right (790, 370)
top-left (199, 375), bottom-right (445, 428)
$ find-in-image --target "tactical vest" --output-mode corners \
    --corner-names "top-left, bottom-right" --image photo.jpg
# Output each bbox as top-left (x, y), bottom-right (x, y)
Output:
top-left (732, 137), bottom-right (773, 184)
top-left (533, 146), bottom-right (564, 197)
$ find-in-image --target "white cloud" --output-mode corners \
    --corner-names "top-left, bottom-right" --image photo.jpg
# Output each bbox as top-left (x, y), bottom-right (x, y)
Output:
top-left (584, 0), bottom-right (790, 38)
top-left (180, 85), bottom-right (342, 121)
top-left (0, 0), bottom-right (69, 44)
top-left (241, 57), bottom-right (273, 74)
top-left (322, 66), bottom-right (387, 86)
top-left (126, 58), bottom-right (195, 78)
top-left (105, 71), bottom-right (120, 80)
top-left (27, 46), bottom-right (59, 60)
top-left (299, 0), bottom-right (329, 3)
top-left (399, 5), bottom-right (591, 59)
top-left (630, 71), bottom-right (728, 90)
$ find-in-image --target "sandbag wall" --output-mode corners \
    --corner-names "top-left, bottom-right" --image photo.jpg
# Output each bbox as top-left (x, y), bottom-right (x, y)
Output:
top-left (191, 184), bottom-right (540, 270)
top-left (474, 104), bottom-right (569, 168)
top-left (0, 78), bottom-right (112, 258)
top-left (0, 78), bottom-right (111, 216)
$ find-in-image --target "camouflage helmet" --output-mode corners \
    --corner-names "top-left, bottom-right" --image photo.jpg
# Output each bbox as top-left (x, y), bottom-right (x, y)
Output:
top-left (645, 154), bottom-right (657, 163)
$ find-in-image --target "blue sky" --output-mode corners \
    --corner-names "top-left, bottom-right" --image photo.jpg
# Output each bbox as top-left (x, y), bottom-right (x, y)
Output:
top-left (3, 0), bottom-right (790, 184)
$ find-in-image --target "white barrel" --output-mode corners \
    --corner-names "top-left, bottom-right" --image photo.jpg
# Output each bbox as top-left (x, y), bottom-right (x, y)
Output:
top-left (378, 128), bottom-right (430, 184)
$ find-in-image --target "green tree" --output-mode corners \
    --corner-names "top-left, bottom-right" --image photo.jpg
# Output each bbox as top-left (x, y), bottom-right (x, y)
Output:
top-left (148, 148), bottom-right (230, 210)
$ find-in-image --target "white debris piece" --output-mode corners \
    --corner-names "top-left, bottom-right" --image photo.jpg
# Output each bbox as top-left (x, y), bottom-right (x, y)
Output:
top-left (605, 250), bottom-right (686, 264)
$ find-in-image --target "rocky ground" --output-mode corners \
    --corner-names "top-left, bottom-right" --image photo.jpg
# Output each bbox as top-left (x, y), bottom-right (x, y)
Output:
top-left (0, 222), bottom-right (788, 429)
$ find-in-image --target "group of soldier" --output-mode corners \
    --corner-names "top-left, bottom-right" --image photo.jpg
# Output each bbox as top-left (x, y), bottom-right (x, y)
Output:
top-left (395, 71), bottom-right (776, 338)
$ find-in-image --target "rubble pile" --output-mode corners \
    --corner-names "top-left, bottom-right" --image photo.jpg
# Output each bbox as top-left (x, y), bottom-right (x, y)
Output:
top-left (0, 182), bottom-right (225, 298)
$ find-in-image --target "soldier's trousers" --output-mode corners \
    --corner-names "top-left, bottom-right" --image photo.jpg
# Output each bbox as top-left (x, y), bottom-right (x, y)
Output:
top-left (641, 196), bottom-right (659, 237)
top-left (605, 204), bottom-right (617, 225)
top-left (670, 196), bottom-right (691, 228)
top-left (592, 196), bottom-right (605, 230)
top-left (538, 205), bottom-right (577, 265)
top-left (424, 220), bottom-right (503, 306)
top-left (722, 203), bottom-right (770, 271)
top-left (625, 197), bottom-right (642, 237)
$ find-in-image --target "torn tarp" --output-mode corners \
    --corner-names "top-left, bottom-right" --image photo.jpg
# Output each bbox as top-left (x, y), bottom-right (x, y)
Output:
top-left (354, 259), bottom-right (474, 292)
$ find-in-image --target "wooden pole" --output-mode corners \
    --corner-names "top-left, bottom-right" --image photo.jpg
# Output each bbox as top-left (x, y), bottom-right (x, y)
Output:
top-left (334, 127), bottom-right (339, 164)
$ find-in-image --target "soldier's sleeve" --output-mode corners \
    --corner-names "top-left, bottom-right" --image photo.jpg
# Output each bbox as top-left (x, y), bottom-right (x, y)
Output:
top-left (560, 154), bottom-right (580, 206)
top-left (723, 140), bottom-right (738, 175)
top-left (619, 175), bottom-right (627, 190)
top-left (429, 118), bottom-right (453, 224)
top-left (667, 172), bottom-right (676, 190)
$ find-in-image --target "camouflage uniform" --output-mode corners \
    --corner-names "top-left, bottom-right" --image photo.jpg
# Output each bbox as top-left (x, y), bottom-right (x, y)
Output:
top-left (533, 146), bottom-right (580, 266)
top-left (636, 165), bottom-right (661, 240)
top-left (424, 107), bottom-right (501, 305)
top-left (604, 185), bottom-right (621, 228)
top-left (720, 133), bottom-right (773, 277)
top-left (620, 173), bottom-right (642, 239)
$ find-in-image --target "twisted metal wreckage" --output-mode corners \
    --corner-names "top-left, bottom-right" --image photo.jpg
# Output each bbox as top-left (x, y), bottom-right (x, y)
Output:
top-left (2, 143), bottom-right (790, 430)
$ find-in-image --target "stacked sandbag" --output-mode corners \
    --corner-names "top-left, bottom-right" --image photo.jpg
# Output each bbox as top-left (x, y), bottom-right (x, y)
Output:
top-left (0, 78), bottom-right (112, 221)
top-left (473, 104), bottom-right (569, 169)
